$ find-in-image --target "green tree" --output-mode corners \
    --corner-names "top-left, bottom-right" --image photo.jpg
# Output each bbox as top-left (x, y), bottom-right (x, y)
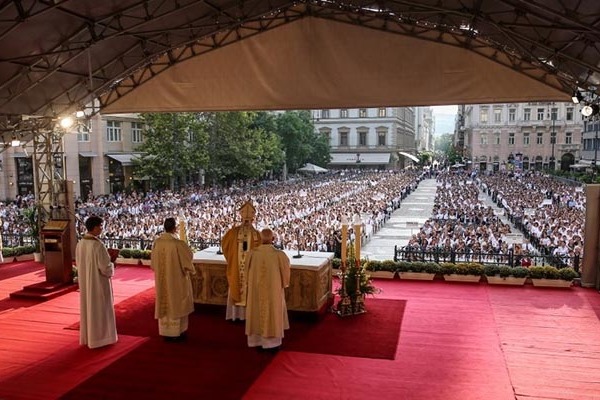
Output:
top-left (275, 111), bottom-right (330, 172)
top-left (204, 112), bottom-right (284, 184)
top-left (135, 113), bottom-right (209, 190)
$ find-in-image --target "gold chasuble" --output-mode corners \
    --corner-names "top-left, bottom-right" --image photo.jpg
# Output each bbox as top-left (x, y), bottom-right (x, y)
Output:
top-left (222, 202), bottom-right (261, 306)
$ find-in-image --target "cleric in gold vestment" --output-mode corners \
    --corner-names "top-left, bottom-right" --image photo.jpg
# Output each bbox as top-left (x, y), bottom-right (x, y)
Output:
top-left (151, 217), bottom-right (195, 341)
top-left (221, 201), bottom-right (261, 321)
top-left (245, 228), bottom-right (290, 350)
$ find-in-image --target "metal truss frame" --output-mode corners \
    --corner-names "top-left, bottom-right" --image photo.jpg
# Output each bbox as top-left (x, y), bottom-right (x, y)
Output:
top-left (0, 0), bottom-right (599, 124)
top-left (32, 128), bottom-right (66, 221)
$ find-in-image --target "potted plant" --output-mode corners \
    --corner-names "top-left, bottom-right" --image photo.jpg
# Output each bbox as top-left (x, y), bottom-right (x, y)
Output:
top-left (399, 261), bottom-right (438, 280)
top-left (365, 260), bottom-right (396, 279)
top-left (140, 249), bottom-right (152, 266)
top-left (442, 262), bottom-right (482, 283)
top-left (21, 206), bottom-right (42, 262)
top-left (117, 248), bottom-right (139, 264)
top-left (331, 258), bottom-right (341, 271)
top-left (529, 266), bottom-right (576, 288)
top-left (485, 265), bottom-right (528, 285)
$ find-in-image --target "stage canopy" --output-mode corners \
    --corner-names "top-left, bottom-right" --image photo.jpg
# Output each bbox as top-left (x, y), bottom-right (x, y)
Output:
top-left (1, 0), bottom-right (600, 145)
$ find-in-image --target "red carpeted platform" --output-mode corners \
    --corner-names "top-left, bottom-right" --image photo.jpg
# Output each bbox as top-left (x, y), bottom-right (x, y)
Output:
top-left (1, 264), bottom-right (600, 400)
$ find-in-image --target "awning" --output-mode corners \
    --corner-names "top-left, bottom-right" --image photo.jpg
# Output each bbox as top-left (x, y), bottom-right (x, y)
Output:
top-left (399, 151), bottom-right (419, 163)
top-left (11, 152), bottom-right (28, 158)
top-left (79, 152), bottom-right (97, 157)
top-left (329, 153), bottom-right (391, 165)
top-left (106, 153), bottom-right (142, 166)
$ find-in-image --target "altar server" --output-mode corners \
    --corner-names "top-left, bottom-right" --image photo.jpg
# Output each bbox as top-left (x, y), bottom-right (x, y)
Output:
top-left (151, 217), bottom-right (196, 341)
top-left (76, 215), bottom-right (118, 349)
top-left (245, 228), bottom-right (290, 351)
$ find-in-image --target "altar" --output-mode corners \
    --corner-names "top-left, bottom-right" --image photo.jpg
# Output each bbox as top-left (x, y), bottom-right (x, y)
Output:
top-left (192, 247), bottom-right (334, 312)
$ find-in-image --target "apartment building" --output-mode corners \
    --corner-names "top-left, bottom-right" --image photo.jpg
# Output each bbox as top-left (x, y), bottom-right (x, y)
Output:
top-left (312, 107), bottom-right (418, 169)
top-left (461, 102), bottom-right (584, 172)
top-left (0, 113), bottom-right (144, 200)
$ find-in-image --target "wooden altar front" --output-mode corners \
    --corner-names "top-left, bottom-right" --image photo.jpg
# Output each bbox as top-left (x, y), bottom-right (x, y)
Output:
top-left (192, 247), bottom-right (334, 312)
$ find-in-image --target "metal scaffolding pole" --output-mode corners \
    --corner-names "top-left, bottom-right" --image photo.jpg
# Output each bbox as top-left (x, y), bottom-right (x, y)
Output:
top-left (33, 128), bottom-right (66, 221)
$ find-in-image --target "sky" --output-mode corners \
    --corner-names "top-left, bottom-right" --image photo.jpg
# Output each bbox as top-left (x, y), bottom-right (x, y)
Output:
top-left (431, 105), bottom-right (458, 135)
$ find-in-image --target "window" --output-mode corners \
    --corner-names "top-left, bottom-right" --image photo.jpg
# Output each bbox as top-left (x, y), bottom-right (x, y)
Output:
top-left (106, 120), bottom-right (122, 142)
top-left (524, 108), bottom-right (531, 121)
top-left (508, 132), bottom-right (515, 145)
top-left (537, 108), bottom-right (545, 120)
top-left (319, 129), bottom-right (331, 144)
top-left (550, 131), bottom-right (557, 145)
top-left (131, 122), bottom-right (143, 143)
top-left (550, 107), bottom-right (558, 121)
top-left (359, 108), bottom-right (367, 118)
top-left (321, 109), bottom-right (330, 119)
top-left (480, 134), bottom-right (488, 145)
top-left (339, 131), bottom-right (348, 146)
top-left (378, 131), bottom-right (386, 146)
top-left (494, 109), bottom-right (502, 123)
top-left (523, 132), bottom-right (530, 145)
top-left (494, 133), bottom-right (500, 145)
top-left (536, 132), bottom-right (543, 145)
top-left (77, 120), bottom-right (91, 142)
top-left (359, 131), bottom-right (367, 146)
top-left (566, 132), bottom-right (572, 144)
top-left (479, 109), bottom-right (488, 123)
top-left (340, 109), bottom-right (348, 118)
top-left (378, 108), bottom-right (386, 117)
top-left (566, 107), bottom-right (574, 121)
top-left (509, 109), bottom-right (516, 122)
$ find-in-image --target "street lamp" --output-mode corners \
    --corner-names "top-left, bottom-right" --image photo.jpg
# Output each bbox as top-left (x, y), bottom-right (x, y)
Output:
top-left (594, 119), bottom-right (599, 171)
top-left (550, 113), bottom-right (556, 171)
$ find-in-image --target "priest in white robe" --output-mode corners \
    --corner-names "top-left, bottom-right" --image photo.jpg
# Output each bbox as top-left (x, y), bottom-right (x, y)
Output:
top-left (245, 228), bottom-right (290, 351)
top-left (76, 215), bottom-right (118, 349)
top-left (151, 217), bottom-right (195, 341)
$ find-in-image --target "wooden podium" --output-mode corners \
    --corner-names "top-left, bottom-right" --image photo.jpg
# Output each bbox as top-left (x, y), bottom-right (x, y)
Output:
top-left (41, 220), bottom-right (73, 284)
top-left (10, 219), bottom-right (76, 301)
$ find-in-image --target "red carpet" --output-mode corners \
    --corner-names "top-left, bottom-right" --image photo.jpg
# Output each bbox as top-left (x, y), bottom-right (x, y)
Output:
top-left (0, 261), bottom-right (44, 281)
top-left (67, 288), bottom-right (404, 360)
top-left (285, 299), bottom-right (405, 359)
top-left (62, 290), bottom-right (404, 399)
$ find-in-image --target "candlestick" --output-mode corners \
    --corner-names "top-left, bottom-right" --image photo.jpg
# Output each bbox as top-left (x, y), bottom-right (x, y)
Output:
top-left (353, 213), bottom-right (361, 263)
top-left (341, 216), bottom-right (348, 265)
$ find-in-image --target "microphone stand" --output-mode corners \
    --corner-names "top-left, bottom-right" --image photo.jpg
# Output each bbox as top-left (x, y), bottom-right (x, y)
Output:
top-left (293, 229), bottom-right (303, 258)
top-left (216, 231), bottom-right (223, 254)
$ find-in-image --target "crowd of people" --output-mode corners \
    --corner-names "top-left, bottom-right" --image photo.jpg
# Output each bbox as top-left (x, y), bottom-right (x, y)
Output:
top-left (0, 167), bottom-right (588, 270)
top-left (1, 170), bottom-right (422, 253)
top-left (479, 171), bottom-right (584, 264)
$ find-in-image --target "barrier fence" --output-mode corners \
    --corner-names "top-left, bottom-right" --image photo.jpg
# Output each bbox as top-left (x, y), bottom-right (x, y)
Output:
top-left (394, 246), bottom-right (580, 272)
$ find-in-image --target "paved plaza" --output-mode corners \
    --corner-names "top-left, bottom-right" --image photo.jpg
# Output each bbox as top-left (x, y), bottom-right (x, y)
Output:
top-left (362, 178), bottom-right (527, 261)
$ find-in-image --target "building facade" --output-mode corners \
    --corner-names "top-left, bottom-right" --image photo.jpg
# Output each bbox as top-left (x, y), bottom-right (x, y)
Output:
top-left (0, 113), bottom-right (145, 201)
top-left (312, 107), bottom-right (418, 169)
top-left (415, 107), bottom-right (434, 152)
top-left (461, 102), bottom-right (584, 172)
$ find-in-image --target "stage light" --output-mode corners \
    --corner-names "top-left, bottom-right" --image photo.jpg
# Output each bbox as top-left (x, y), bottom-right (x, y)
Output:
top-left (60, 116), bottom-right (74, 129)
top-left (581, 104), bottom-right (600, 117)
top-left (75, 110), bottom-right (85, 118)
top-left (572, 91), bottom-right (583, 104)
top-left (11, 139), bottom-right (20, 147)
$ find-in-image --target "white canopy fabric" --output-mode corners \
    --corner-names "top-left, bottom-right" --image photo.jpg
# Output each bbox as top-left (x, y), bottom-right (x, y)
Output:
top-left (297, 163), bottom-right (328, 173)
top-left (106, 153), bottom-right (143, 166)
top-left (399, 152), bottom-right (419, 163)
top-left (330, 153), bottom-right (391, 165)
top-left (102, 17), bottom-right (568, 114)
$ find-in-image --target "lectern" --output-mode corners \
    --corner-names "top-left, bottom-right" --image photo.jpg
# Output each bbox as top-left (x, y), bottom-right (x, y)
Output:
top-left (42, 220), bottom-right (73, 284)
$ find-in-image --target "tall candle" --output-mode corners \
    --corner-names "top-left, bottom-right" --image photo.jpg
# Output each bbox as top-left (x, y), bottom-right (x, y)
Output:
top-left (341, 216), bottom-right (348, 264)
top-left (353, 214), bottom-right (362, 264)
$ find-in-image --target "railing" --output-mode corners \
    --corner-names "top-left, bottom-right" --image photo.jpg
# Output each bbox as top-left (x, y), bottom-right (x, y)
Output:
top-left (2, 233), bottom-right (220, 253)
top-left (394, 246), bottom-right (580, 271)
top-left (2, 233), bottom-right (36, 248)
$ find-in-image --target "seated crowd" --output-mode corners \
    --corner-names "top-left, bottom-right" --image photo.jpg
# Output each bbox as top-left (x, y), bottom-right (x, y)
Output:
top-left (0, 170), bottom-right (423, 253)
